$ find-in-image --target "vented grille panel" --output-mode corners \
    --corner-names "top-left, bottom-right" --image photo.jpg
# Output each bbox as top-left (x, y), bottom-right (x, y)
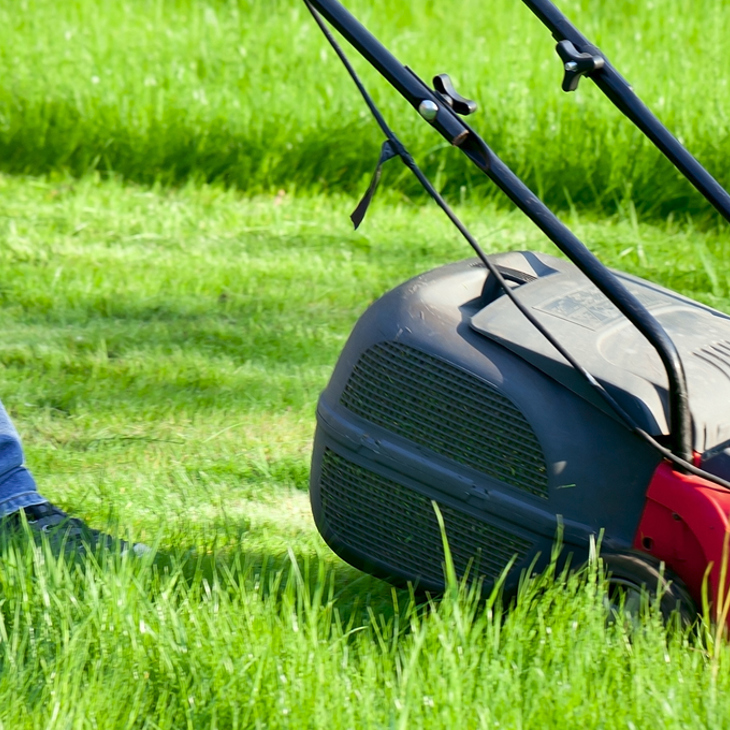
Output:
top-left (341, 341), bottom-right (548, 497)
top-left (319, 449), bottom-right (532, 587)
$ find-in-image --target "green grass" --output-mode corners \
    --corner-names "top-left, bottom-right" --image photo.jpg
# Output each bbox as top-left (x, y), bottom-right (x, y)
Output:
top-left (2, 174), bottom-right (729, 553)
top-left (3, 0), bottom-right (730, 723)
top-left (0, 0), bottom-right (729, 215)
top-left (0, 538), bottom-right (724, 730)
top-left (1, 173), bottom-right (730, 726)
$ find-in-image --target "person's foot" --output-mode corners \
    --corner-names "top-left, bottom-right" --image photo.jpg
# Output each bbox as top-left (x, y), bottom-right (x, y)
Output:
top-left (3, 501), bottom-right (151, 558)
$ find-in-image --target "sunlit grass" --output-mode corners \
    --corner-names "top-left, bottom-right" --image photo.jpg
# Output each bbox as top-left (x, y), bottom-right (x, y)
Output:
top-left (0, 521), bottom-right (720, 730)
top-left (0, 0), bottom-right (728, 216)
top-left (0, 169), bottom-right (729, 726)
top-left (1, 0), bottom-right (730, 723)
top-left (2, 172), bottom-right (729, 547)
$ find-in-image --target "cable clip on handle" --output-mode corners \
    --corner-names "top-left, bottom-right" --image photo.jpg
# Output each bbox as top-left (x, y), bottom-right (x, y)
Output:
top-left (556, 40), bottom-right (604, 91)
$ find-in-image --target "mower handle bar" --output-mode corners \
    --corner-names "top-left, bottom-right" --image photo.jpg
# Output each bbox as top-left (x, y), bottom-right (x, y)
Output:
top-left (302, 0), bottom-right (725, 462)
top-left (521, 0), bottom-right (730, 223)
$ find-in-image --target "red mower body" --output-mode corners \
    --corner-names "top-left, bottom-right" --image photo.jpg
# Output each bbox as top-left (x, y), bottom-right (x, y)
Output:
top-left (636, 462), bottom-right (730, 623)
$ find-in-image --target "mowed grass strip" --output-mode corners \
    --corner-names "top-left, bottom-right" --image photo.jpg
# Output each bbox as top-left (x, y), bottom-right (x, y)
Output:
top-left (1, 173), bottom-right (730, 726)
top-left (2, 172), bottom-right (730, 544)
top-left (0, 0), bottom-right (729, 215)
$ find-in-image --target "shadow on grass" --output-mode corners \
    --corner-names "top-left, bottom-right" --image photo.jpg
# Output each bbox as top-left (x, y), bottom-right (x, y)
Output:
top-left (169, 537), bottom-right (410, 628)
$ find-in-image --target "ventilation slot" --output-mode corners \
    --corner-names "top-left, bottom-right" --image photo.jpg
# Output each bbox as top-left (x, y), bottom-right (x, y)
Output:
top-left (694, 341), bottom-right (730, 381)
top-left (319, 449), bottom-right (532, 587)
top-left (341, 341), bottom-right (548, 497)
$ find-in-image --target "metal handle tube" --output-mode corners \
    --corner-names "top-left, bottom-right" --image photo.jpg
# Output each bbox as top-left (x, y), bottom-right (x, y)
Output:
top-left (304, 0), bottom-right (693, 460)
top-left (522, 0), bottom-right (730, 223)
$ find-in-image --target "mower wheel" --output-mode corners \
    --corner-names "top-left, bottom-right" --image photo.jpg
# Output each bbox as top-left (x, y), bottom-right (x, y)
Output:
top-left (600, 550), bottom-right (697, 628)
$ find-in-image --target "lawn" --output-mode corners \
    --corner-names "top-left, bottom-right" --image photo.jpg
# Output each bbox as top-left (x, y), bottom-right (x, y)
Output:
top-left (0, 0), bottom-right (728, 214)
top-left (1, 174), bottom-right (730, 727)
top-left (2, 0), bottom-right (730, 726)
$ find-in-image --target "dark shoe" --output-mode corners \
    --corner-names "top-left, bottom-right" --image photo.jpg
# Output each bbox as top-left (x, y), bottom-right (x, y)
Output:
top-left (5, 501), bottom-right (151, 557)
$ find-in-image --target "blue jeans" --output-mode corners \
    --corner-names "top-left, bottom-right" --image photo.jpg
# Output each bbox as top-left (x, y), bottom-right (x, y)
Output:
top-left (0, 402), bottom-right (46, 517)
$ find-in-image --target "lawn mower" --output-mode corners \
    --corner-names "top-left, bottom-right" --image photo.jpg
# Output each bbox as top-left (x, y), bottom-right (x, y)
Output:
top-left (301, 0), bottom-right (730, 622)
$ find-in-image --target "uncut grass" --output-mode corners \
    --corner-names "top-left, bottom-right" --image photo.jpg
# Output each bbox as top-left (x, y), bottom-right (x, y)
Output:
top-left (0, 536), bottom-right (724, 729)
top-left (1, 174), bottom-right (730, 725)
top-left (1, 0), bottom-right (729, 216)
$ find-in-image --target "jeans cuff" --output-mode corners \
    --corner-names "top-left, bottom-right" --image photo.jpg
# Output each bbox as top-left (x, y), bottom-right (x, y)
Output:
top-left (0, 492), bottom-right (48, 518)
